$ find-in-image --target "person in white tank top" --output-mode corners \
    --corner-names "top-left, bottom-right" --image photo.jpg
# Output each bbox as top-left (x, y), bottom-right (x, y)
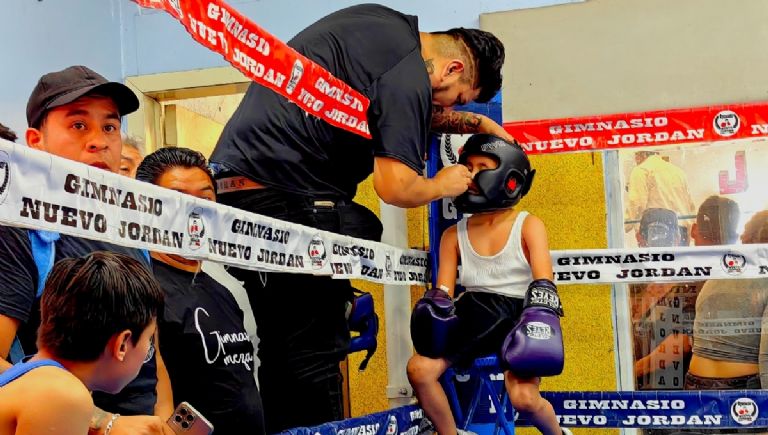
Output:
top-left (407, 134), bottom-right (568, 435)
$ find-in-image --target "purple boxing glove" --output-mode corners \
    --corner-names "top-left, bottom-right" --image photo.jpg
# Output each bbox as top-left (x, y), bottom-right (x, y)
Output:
top-left (501, 279), bottom-right (564, 377)
top-left (410, 287), bottom-right (459, 358)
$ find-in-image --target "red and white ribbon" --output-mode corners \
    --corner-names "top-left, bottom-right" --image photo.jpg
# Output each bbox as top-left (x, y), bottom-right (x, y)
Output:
top-left (133, 0), bottom-right (372, 138)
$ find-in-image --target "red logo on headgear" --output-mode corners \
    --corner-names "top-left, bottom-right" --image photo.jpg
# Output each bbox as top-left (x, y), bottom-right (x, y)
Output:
top-left (506, 178), bottom-right (517, 191)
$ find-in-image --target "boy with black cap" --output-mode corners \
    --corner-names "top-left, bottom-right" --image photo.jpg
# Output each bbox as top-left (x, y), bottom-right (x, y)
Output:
top-left (0, 66), bottom-right (171, 435)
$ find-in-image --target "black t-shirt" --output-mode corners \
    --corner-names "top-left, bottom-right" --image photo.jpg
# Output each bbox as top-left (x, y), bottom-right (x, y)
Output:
top-left (152, 261), bottom-right (263, 435)
top-left (0, 225), bottom-right (158, 415)
top-left (211, 3), bottom-right (431, 199)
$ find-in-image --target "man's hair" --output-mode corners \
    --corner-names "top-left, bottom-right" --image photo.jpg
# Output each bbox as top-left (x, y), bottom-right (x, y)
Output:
top-left (696, 195), bottom-right (740, 245)
top-left (136, 146), bottom-right (215, 192)
top-left (122, 134), bottom-right (145, 156)
top-left (431, 28), bottom-right (505, 103)
top-left (0, 123), bottom-right (17, 143)
top-left (742, 210), bottom-right (768, 244)
top-left (38, 252), bottom-right (163, 361)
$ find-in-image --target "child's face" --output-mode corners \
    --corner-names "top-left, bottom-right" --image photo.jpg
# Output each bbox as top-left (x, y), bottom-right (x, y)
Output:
top-left (464, 154), bottom-right (498, 193)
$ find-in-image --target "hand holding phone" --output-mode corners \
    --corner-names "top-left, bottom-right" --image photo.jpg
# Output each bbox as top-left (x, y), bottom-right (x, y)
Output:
top-left (166, 402), bottom-right (214, 435)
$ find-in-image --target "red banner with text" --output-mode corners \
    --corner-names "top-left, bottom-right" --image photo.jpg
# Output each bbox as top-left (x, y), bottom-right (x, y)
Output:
top-left (133, 0), bottom-right (371, 138)
top-left (504, 102), bottom-right (768, 154)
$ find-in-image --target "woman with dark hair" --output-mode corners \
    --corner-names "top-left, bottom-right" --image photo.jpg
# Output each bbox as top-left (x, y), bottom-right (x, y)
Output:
top-left (0, 252), bottom-right (163, 435)
top-left (137, 147), bottom-right (265, 435)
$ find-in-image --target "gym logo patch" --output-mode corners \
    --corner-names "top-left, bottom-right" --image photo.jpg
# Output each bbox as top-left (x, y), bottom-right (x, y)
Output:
top-left (0, 150), bottom-right (10, 205)
top-left (713, 110), bottom-right (740, 137)
top-left (385, 415), bottom-right (398, 435)
top-left (481, 140), bottom-right (505, 152)
top-left (722, 251), bottom-right (747, 275)
top-left (731, 397), bottom-right (758, 425)
top-left (286, 59), bottom-right (304, 95)
top-left (187, 209), bottom-right (206, 250)
top-left (385, 252), bottom-right (393, 279)
top-left (167, 0), bottom-right (183, 17)
top-left (308, 235), bottom-right (327, 269)
top-left (525, 321), bottom-right (552, 340)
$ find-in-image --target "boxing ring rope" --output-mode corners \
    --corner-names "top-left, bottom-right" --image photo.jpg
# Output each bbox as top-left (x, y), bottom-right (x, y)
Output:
top-left (8, 1), bottom-right (768, 433)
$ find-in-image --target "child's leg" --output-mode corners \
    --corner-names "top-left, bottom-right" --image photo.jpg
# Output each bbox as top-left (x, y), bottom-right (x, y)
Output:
top-left (407, 354), bottom-right (456, 435)
top-left (504, 371), bottom-right (562, 435)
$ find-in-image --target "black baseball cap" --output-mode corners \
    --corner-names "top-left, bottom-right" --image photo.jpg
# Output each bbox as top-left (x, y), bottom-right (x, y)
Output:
top-left (26, 65), bottom-right (139, 128)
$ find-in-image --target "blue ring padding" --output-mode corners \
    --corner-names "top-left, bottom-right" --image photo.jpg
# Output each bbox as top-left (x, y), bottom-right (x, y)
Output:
top-left (277, 404), bottom-right (424, 435)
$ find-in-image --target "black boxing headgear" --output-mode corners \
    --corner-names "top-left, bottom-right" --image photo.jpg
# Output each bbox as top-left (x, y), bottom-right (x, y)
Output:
top-left (454, 134), bottom-right (535, 213)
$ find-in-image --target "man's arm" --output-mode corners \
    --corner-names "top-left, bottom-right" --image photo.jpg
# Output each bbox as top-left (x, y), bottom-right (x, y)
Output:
top-left (154, 332), bottom-right (174, 420)
top-left (625, 167), bottom-right (649, 233)
top-left (373, 157), bottom-right (471, 208)
top-left (430, 107), bottom-right (517, 143)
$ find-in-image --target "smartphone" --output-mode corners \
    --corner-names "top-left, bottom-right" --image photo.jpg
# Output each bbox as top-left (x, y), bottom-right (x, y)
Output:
top-left (166, 401), bottom-right (214, 435)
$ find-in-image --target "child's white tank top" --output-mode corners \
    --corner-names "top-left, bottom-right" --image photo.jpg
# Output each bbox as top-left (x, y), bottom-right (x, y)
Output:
top-left (457, 211), bottom-right (533, 299)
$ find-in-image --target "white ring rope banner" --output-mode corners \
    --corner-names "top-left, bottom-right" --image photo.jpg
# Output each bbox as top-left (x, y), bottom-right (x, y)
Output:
top-left (553, 245), bottom-right (768, 284)
top-left (0, 139), bottom-right (427, 285)
top-left (2, 138), bottom-right (767, 286)
top-left (133, 0), bottom-right (371, 138)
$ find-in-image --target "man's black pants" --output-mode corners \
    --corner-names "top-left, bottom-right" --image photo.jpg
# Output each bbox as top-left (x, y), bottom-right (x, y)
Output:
top-left (218, 188), bottom-right (382, 433)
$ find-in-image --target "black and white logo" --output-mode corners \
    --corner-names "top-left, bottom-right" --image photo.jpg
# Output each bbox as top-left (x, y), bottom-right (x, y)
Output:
top-left (187, 209), bottom-right (205, 250)
top-left (167, 0), bottom-right (183, 17)
top-left (285, 59), bottom-right (304, 95)
top-left (713, 110), bottom-right (740, 137)
top-left (385, 252), bottom-right (393, 278)
top-left (308, 235), bottom-right (327, 269)
top-left (731, 397), bottom-right (758, 425)
top-left (385, 415), bottom-right (398, 435)
top-left (481, 140), bottom-right (505, 152)
top-left (0, 150), bottom-right (10, 205)
top-left (525, 321), bottom-right (552, 340)
top-left (722, 251), bottom-right (747, 275)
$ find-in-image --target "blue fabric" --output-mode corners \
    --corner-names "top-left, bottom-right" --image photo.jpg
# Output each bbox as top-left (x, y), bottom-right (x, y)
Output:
top-left (28, 230), bottom-right (60, 298)
top-left (0, 359), bottom-right (65, 387)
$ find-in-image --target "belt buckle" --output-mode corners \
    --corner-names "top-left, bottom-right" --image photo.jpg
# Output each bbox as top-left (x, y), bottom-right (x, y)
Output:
top-left (314, 200), bottom-right (336, 209)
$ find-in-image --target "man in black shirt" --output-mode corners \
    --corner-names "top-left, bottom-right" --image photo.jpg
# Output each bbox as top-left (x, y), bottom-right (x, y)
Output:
top-left (0, 66), bottom-right (171, 435)
top-left (136, 147), bottom-right (265, 435)
top-left (210, 4), bottom-right (509, 431)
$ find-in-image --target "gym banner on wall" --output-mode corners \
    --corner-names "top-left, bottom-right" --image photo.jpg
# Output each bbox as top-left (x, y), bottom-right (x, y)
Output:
top-left (133, 0), bottom-right (371, 138)
top-left (503, 101), bottom-right (768, 154)
top-left (0, 139), bottom-right (428, 285)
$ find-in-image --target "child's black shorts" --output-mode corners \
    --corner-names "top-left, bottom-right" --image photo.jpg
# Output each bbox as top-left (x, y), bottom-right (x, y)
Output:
top-left (446, 291), bottom-right (524, 369)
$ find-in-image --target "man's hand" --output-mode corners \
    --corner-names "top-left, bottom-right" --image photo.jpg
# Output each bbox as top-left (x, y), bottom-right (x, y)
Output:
top-left (434, 164), bottom-right (472, 198)
top-left (90, 414), bottom-right (166, 435)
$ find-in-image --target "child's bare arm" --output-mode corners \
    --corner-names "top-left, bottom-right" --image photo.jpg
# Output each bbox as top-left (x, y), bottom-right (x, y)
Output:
top-left (435, 225), bottom-right (460, 296)
top-left (522, 214), bottom-right (554, 281)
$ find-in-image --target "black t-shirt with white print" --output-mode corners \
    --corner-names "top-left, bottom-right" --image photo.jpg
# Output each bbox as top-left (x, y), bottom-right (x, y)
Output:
top-left (152, 261), bottom-right (264, 435)
top-left (211, 3), bottom-right (431, 199)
